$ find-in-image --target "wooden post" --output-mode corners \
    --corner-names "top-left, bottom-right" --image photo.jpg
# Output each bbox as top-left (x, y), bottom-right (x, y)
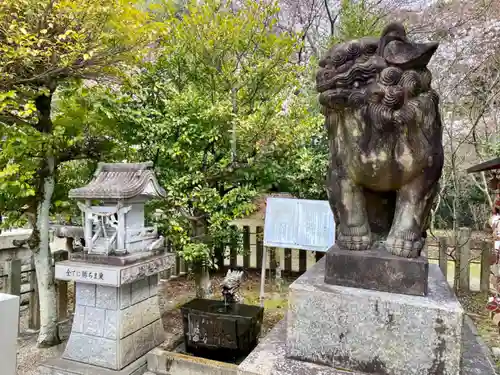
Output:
top-left (276, 248), bottom-right (283, 288)
top-left (28, 256), bottom-right (40, 330)
top-left (229, 242), bottom-right (237, 269)
top-left (175, 255), bottom-right (181, 277)
top-left (299, 250), bottom-right (307, 273)
top-left (259, 246), bottom-right (267, 307)
top-left (458, 227), bottom-right (471, 292)
top-left (284, 248), bottom-right (292, 274)
top-left (179, 257), bottom-right (186, 275)
top-left (54, 250), bottom-right (69, 321)
top-left (269, 247), bottom-right (277, 283)
top-left (256, 226), bottom-right (264, 271)
top-left (481, 240), bottom-right (492, 293)
top-left (243, 226), bottom-right (250, 269)
top-left (439, 237), bottom-right (448, 280)
top-left (4, 259), bottom-right (21, 296)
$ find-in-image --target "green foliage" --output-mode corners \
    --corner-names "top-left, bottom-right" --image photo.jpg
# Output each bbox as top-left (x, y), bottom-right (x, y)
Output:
top-left (329, 0), bottom-right (385, 46)
top-left (96, 0), bottom-right (318, 266)
top-left (0, 0), bottom-right (158, 120)
top-left (181, 242), bottom-right (214, 268)
top-left (0, 0), bottom-right (157, 226)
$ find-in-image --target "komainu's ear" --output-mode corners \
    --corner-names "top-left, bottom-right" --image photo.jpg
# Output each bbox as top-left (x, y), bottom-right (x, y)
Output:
top-left (378, 22), bottom-right (439, 70)
top-left (384, 41), bottom-right (439, 70)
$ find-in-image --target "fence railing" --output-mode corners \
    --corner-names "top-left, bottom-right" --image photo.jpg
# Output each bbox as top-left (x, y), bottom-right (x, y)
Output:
top-left (0, 249), bottom-right (71, 330)
top-left (164, 225), bottom-right (493, 293)
top-left (0, 225), bottom-right (493, 332)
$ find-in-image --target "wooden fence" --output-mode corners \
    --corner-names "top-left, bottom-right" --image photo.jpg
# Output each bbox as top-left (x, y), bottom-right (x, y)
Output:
top-left (0, 226), bottom-right (493, 332)
top-left (0, 249), bottom-right (71, 330)
top-left (165, 225), bottom-right (493, 293)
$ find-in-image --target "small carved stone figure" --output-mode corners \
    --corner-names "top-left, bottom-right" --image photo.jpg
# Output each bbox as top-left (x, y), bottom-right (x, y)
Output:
top-left (220, 269), bottom-right (244, 304)
top-left (316, 22), bottom-right (444, 258)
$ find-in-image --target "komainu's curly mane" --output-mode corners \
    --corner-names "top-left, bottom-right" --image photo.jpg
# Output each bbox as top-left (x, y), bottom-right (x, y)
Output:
top-left (316, 25), bottom-right (440, 133)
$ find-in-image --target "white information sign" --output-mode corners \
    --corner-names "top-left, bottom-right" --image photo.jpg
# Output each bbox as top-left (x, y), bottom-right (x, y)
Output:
top-left (264, 197), bottom-right (335, 252)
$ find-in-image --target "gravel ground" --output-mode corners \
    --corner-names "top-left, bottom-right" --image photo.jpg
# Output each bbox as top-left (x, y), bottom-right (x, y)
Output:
top-left (16, 304), bottom-right (72, 375)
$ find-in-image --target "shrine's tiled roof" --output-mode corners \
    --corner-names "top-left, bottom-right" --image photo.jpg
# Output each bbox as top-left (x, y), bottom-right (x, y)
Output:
top-left (68, 162), bottom-right (166, 200)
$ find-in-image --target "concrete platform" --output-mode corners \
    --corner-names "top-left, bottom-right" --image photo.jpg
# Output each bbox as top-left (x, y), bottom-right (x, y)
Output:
top-left (238, 317), bottom-right (497, 375)
top-left (146, 347), bottom-right (238, 375)
top-left (37, 354), bottom-right (147, 375)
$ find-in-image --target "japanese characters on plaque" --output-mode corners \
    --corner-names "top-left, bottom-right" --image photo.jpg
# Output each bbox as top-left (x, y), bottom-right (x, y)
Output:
top-left (264, 197), bottom-right (336, 252)
top-left (54, 263), bottom-right (119, 286)
top-left (64, 268), bottom-right (105, 281)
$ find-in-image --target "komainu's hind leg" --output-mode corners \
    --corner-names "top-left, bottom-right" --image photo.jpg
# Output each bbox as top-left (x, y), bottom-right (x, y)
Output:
top-left (386, 174), bottom-right (439, 258)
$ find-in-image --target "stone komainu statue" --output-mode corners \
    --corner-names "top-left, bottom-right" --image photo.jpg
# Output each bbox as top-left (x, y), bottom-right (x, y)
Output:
top-left (317, 22), bottom-right (444, 258)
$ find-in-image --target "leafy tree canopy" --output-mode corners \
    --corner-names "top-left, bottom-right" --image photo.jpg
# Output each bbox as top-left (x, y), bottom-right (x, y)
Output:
top-left (95, 0), bottom-right (321, 266)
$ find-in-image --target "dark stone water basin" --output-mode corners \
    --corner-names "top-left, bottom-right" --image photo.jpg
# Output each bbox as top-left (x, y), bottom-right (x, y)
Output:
top-left (180, 298), bottom-right (264, 362)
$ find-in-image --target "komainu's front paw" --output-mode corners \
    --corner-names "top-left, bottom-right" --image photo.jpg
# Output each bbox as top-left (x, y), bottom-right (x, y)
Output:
top-left (337, 225), bottom-right (372, 251)
top-left (385, 231), bottom-right (425, 258)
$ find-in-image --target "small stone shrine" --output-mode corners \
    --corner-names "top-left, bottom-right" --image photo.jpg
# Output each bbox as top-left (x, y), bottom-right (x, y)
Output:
top-left (238, 23), bottom-right (497, 375)
top-left (39, 162), bottom-right (175, 375)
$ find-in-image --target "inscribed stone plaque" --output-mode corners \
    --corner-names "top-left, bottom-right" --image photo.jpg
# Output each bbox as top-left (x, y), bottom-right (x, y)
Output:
top-left (264, 198), bottom-right (335, 252)
top-left (55, 262), bottom-right (120, 286)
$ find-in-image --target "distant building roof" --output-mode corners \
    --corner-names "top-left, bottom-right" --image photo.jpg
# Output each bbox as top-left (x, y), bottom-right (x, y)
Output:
top-left (68, 162), bottom-right (166, 200)
top-left (231, 192), bottom-right (296, 223)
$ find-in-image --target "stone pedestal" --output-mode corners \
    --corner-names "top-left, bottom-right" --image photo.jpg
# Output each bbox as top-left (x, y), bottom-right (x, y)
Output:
top-left (39, 252), bottom-right (174, 375)
top-left (238, 258), bottom-right (497, 375)
top-left (324, 244), bottom-right (429, 296)
top-left (0, 293), bottom-right (20, 375)
top-left (288, 259), bottom-right (462, 374)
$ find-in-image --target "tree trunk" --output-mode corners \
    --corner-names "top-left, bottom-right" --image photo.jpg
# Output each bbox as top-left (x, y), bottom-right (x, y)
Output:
top-left (194, 265), bottom-right (211, 299)
top-left (33, 156), bottom-right (60, 347)
top-left (191, 211), bottom-right (212, 299)
top-left (32, 92), bottom-right (60, 347)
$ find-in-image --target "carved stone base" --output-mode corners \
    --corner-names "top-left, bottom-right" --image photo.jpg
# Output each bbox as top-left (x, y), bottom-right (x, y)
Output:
top-left (238, 259), bottom-right (496, 375)
top-left (324, 244), bottom-right (429, 296)
top-left (52, 253), bottom-right (174, 371)
top-left (237, 317), bottom-right (497, 375)
top-left (38, 355), bottom-right (147, 375)
top-left (62, 277), bottom-right (164, 370)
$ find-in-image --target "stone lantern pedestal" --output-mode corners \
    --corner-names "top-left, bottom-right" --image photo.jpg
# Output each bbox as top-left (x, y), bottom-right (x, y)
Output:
top-left (38, 253), bottom-right (174, 375)
top-left (38, 162), bottom-right (175, 375)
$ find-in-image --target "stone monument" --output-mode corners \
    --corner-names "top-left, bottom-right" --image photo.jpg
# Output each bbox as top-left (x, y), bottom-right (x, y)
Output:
top-left (238, 23), bottom-right (497, 375)
top-left (39, 162), bottom-right (175, 375)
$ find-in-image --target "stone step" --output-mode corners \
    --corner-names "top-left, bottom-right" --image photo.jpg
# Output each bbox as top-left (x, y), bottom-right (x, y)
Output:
top-left (238, 317), bottom-right (497, 375)
top-left (146, 347), bottom-right (238, 375)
